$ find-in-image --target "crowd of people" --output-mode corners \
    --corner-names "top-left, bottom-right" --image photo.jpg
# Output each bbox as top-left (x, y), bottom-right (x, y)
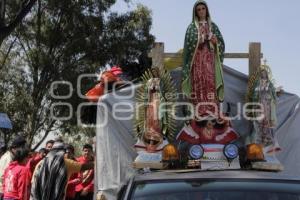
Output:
top-left (0, 136), bottom-right (94, 200)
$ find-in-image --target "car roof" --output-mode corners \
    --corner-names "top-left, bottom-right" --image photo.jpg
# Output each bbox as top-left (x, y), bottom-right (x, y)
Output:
top-left (133, 170), bottom-right (300, 182)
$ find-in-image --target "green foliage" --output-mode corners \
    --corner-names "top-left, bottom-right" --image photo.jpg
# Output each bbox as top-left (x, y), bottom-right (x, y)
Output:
top-left (0, 44), bottom-right (34, 142)
top-left (0, 0), bottom-right (37, 46)
top-left (106, 4), bottom-right (154, 80)
top-left (60, 126), bottom-right (95, 157)
top-left (0, 0), bottom-right (154, 149)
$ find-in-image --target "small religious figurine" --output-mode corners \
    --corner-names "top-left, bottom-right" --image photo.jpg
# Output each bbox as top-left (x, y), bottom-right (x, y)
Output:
top-left (135, 74), bottom-right (167, 153)
top-left (246, 61), bottom-right (283, 170)
top-left (247, 62), bottom-right (279, 152)
top-left (134, 68), bottom-right (177, 154)
top-left (133, 68), bottom-right (177, 169)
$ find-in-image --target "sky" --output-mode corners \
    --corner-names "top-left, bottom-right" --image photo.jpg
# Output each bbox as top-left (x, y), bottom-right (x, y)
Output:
top-left (113, 0), bottom-right (300, 96)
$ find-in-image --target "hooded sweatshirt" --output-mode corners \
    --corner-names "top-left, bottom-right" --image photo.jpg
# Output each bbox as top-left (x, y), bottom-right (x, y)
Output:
top-left (2, 161), bottom-right (31, 200)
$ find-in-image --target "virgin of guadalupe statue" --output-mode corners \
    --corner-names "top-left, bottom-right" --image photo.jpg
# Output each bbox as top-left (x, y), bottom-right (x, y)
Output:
top-left (182, 0), bottom-right (225, 118)
top-left (134, 68), bottom-right (177, 153)
top-left (247, 64), bottom-right (278, 150)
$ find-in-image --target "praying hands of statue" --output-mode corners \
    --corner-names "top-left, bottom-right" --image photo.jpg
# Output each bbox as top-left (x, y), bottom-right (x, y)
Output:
top-left (210, 35), bottom-right (218, 45)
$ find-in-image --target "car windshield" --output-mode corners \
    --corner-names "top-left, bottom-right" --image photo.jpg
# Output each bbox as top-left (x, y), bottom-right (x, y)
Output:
top-left (130, 180), bottom-right (300, 200)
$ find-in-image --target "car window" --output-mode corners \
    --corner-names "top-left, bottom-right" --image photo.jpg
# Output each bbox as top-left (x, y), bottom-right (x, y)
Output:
top-left (130, 180), bottom-right (300, 200)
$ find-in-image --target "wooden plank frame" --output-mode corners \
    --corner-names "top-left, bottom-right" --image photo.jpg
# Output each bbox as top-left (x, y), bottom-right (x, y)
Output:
top-left (149, 42), bottom-right (263, 76)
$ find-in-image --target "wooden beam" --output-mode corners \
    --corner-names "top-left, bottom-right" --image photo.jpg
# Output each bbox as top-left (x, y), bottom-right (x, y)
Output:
top-left (163, 52), bottom-right (263, 59)
top-left (163, 53), bottom-right (181, 58)
top-left (148, 42), bottom-right (164, 70)
top-left (148, 42), bottom-right (264, 75)
top-left (224, 53), bottom-right (249, 59)
top-left (249, 42), bottom-right (261, 76)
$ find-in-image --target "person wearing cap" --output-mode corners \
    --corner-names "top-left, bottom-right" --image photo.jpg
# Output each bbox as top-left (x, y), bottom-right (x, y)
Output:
top-left (30, 139), bottom-right (94, 200)
top-left (0, 135), bottom-right (27, 199)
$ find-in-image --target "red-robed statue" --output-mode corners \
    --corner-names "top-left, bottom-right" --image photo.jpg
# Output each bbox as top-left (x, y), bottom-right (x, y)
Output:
top-left (178, 0), bottom-right (239, 145)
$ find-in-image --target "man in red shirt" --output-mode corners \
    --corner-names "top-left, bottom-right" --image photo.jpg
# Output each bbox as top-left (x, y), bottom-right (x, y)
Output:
top-left (74, 144), bottom-right (94, 200)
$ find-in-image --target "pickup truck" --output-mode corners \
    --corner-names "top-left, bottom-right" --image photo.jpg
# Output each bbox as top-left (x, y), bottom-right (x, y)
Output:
top-left (118, 170), bottom-right (300, 200)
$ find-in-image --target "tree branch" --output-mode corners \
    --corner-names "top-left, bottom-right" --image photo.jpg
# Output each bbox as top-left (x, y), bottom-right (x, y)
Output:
top-left (0, 38), bottom-right (16, 69)
top-left (32, 119), bottom-right (56, 150)
top-left (0, 0), bottom-right (37, 44)
top-left (7, 0), bottom-right (37, 33)
top-left (16, 34), bottom-right (32, 66)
